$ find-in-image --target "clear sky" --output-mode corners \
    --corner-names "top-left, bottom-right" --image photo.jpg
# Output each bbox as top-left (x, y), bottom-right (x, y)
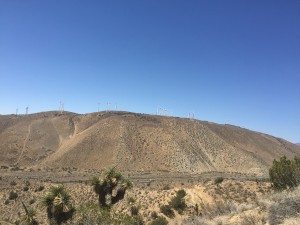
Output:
top-left (0, 1), bottom-right (299, 143)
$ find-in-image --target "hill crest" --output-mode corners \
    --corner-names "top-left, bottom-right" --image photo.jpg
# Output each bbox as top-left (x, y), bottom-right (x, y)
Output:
top-left (1, 110), bottom-right (299, 176)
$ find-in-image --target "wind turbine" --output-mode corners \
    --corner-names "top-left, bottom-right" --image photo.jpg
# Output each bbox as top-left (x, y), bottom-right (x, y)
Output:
top-left (59, 101), bottom-right (64, 114)
top-left (107, 102), bottom-right (111, 111)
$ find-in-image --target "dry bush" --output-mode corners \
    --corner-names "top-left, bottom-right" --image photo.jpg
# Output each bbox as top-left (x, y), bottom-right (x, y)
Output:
top-left (183, 215), bottom-right (230, 225)
top-left (183, 215), bottom-right (209, 225)
top-left (268, 196), bottom-right (300, 225)
top-left (235, 203), bottom-right (254, 213)
top-left (282, 215), bottom-right (300, 225)
top-left (240, 214), bottom-right (259, 225)
top-left (268, 186), bottom-right (300, 225)
top-left (200, 199), bottom-right (236, 219)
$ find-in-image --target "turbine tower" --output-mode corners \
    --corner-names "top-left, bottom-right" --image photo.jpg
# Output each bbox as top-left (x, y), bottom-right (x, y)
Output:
top-left (107, 102), bottom-right (111, 111)
top-left (25, 106), bottom-right (29, 115)
top-left (59, 101), bottom-right (64, 114)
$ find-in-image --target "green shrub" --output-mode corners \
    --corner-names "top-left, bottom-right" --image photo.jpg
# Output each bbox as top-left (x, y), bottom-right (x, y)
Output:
top-left (9, 191), bottom-right (18, 200)
top-left (169, 189), bottom-right (187, 213)
top-left (35, 185), bottom-right (44, 192)
top-left (269, 156), bottom-right (300, 190)
top-left (160, 205), bottom-right (174, 218)
top-left (23, 186), bottom-right (29, 192)
top-left (10, 180), bottom-right (17, 186)
top-left (214, 177), bottom-right (224, 185)
top-left (162, 184), bottom-right (170, 190)
top-left (150, 216), bottom-right (168, 225)
top-left (130, 205), bottom-right (139, 216)
top-left (151, 211), bottom-right (158, 219)
top-left (127, 196), bottom-right (136, 204)
top-left (176, 189), bottom-right (186, 198)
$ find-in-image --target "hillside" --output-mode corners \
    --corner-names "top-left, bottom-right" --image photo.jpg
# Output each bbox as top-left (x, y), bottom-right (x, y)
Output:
top-left (1, 111), bottom-right (299, 176)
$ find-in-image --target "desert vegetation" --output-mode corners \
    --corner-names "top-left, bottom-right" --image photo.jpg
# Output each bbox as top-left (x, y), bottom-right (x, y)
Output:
top-left (2, 155), bottom-right (300, 224)
top-left (41, 185), bottom-right (74, 225)
top-left (269, 156), bottom-right (300, 190)
top-left (89, 167), bottom-right (133, 207)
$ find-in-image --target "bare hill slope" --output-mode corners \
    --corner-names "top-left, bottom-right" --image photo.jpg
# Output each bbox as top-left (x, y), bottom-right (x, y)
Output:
top-left (1, 111), bottom-right (299, 176)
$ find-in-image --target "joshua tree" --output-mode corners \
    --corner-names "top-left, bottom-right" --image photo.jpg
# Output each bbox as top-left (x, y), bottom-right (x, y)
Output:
top-left (20, 201), bottom-right (38, 225)
top-left (42, 185), bottom-right (74, 225)
top-left (90, 167), bottom-right (133, 207)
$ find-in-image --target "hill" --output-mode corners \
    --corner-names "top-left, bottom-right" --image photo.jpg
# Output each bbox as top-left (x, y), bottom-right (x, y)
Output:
top-left (296, 143), bottom-right (300, 146)
top-left (1, 111), bottom-right (299, 176)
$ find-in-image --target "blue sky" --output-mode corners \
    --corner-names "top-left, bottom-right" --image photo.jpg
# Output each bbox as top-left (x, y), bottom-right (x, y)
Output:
top-left (0, 1), bottom-right (299, 143)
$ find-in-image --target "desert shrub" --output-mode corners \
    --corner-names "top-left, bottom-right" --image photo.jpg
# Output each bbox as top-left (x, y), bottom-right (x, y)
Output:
top-left (20, 201), bottom-right (38, 225)
top-left (176, 189), bottom-right (186, 198)
top-left (76, 203), bottom-right (144, 225)
top-left (282, 216), bottom-right (300, 225)
top-left (122, 214), bottom-right (144, 225)
top-left (268, 195), bottom-right (300, 225)
top-left (214, 177), bottom-right (224, 185)
top-left (75, 203), bottom-right (113, 225)
top-left (182, 215), bottom-right (211, 225)
top-left (150, 216), bottom-right (168, 225)
top-left (9, 191), bottom-right (18, 200)
top-left (160, 205), bottom-right (174, 218)
top-left (23, 186), bottom-right (29, 191)
top-left (162, 184), bottom-right (170, 190)
top-left (200, 199), bottom-right (236, 219)
top-left (130, 205), bottom-right (139, 216)
top-left (151, 211), bottom-right (158, 219)
top-left (194, 203), bottom-right (199, 215)
top-left (240, 214), bottom-right (257, 225)
top-left (35, 185), bottom-right (44, 192)
top-left (169, 189), bottom-right (187, 213)
top-left (24, 180), bottom-right (31, 186)
top-left (269, 156), bottom-right (300, 190)
top-left (10, 180), bottom-right (17, 186)
top-left (4, 199), bottom-right (9, 205)
top-left (127, 196), bottom-right (136, 204)
top-left (29, 199), bottom-right (36, 205)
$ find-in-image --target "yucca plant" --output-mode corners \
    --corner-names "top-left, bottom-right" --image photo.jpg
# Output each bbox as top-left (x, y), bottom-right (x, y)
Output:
top-left (90, 167), bottom-right (133, 207)
top-left (42, 185), bottom-right (74, 225)
top-left (20, 201), bottom-right (38, 225)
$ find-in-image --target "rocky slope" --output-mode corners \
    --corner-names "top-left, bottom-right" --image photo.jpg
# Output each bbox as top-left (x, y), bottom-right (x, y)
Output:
top-left (1, 111), bottom-right (299, 176)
